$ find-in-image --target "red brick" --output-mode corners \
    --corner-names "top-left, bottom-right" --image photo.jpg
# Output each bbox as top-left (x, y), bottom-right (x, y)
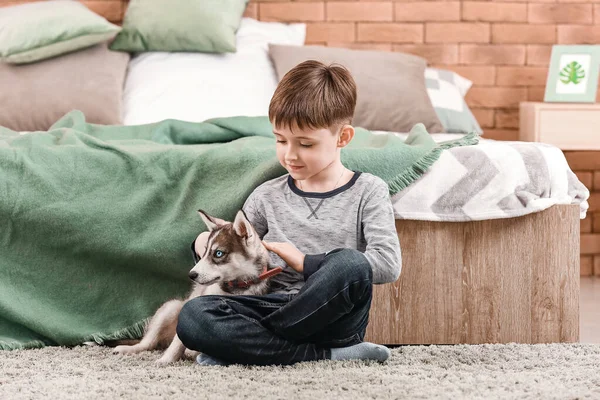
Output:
top-left (327, 2), bottom-right (392, 22)
top-left (306, 23), bottom-right (355, 43)
top-left (495, 109), bottom-right (519, 129)
top-left (244, 3), bottom-right (258, 19)
top-left (594, 213), bottom-right (600, 233)
top-left (496, 67), bottom-right (549, 86)
top-left (581, 255), bottom-right (593, 276)
top-left (492, 24), bottom-right (556, 44)
top-left (575, 171), bottom-right (594, 190)
top-left (357, 23), bottom-right (423, 43)
top-left (581, 217), bottom-right (592, 234)
top-left (328, 42), bottom-right (393, 51)
top-left (528, 3), bottom-right (593, 24)
top-left (564, 152), bottom-right (600, 171)
top-left (595, 172), bottom-right (600, 191)
top-left (527, 86), bottom-right (546, 102)
top-left (462, 2), bottom-right (527, 22)
top-left (426, 23), bottom-right (490, 43)
top-left (493, 0), bottom-right (554, 2)
top-left (594, 256), bottom-right (600, 276)
top-left (431, 65), bottom-right (496, 86)
top-left (471, 109), bottom-right (495, 128)
top-left (481, 129), bottom-right (519, 141)
top-left (393, 44), bottom-right (458, 64)
top-left (526, 45), bottom-right (553, 66)
top-left (260, 3), bottom-right (325, 22)
top-left (394, 1), bottom-right (460, 22)
top-left (80, 1), bottom-right (123, 22)
top-left (558, 25), bottom-right (600, 44)
top-left (595, 5), bottom-right (600, 24)
top-left (582, 234), bottom-right (600, 255)
top-left (459, 44), bottom-right (526, 65)
top-left (465, 87), bottom-right (528, 108)
top-left (590, 193), bottom-right (600, 213)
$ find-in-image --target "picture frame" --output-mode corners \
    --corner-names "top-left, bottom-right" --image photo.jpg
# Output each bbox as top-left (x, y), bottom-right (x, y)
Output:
top-left (544, 45), bottom-right (600, 103)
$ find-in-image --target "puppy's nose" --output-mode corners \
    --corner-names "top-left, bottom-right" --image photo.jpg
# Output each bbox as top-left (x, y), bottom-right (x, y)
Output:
top-left (188, 271), bottom-right (198, 280)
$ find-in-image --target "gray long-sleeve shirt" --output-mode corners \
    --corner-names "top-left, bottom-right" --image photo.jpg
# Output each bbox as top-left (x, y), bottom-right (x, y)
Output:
top-left (242, 171), bottom-right (402, 295)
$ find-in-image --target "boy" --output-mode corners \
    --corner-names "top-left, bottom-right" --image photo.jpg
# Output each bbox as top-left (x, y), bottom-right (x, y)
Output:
top-left (176, 60), bottom-right (402, 366)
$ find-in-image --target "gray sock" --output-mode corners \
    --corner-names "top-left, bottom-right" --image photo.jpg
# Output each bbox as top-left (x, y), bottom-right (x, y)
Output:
top-left (330, 342), bottom-right (391, 362)
top-left (196, 353), bottom-right (230, 366)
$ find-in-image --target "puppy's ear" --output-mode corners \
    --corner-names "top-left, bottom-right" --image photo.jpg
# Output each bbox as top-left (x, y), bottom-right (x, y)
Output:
top-left (198, 209), bottom-right (227, 231)
top-left (233, 210), bottom-right (253, 239)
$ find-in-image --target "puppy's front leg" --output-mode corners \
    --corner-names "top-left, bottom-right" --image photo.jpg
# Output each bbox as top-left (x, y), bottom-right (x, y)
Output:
top-left (156, 334), bottom-right (187, 365)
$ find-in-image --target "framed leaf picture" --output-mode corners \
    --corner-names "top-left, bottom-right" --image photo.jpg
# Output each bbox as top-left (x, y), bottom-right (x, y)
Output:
top-left (544, 45), bottom-right (600, 103)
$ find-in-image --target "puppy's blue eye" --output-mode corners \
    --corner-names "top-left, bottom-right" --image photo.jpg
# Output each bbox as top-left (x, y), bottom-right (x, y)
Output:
top-left (214, 250), bottom-right (224, 258)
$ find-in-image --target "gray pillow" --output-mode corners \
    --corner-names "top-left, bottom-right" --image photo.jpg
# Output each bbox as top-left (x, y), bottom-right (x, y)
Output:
top-left (268, 44), bottom-right (443, 133)
top-left (0, 43), bottom-right (130, 132)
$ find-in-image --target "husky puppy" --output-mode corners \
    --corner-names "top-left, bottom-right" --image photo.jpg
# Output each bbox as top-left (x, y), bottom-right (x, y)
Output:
top-left (112, 209), bottom-right (281, 365)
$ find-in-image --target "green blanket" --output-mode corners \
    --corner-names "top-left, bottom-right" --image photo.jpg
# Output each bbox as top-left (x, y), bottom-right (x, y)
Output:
top-left (0, 110), bottom-right (477, 350)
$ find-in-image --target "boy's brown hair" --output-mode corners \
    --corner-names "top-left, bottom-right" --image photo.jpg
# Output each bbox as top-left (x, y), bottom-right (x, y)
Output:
top-left (268, 60), bottom-right (357, 133)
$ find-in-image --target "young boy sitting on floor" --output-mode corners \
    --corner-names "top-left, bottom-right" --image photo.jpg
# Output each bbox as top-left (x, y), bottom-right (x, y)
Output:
top-left (176, 60), bottom-right (402, 366)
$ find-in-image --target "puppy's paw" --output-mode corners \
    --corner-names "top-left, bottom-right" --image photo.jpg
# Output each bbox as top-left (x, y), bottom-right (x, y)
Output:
top-left (155, 355), bottom-right (177, 366)
top-left (113, 345), bottom-right (142, 355)
top-left (184, 349), bottom-right (201, 360)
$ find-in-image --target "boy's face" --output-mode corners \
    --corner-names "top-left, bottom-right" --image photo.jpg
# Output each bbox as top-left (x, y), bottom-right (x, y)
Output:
top-left (272, 125), bottom-right (341, 181)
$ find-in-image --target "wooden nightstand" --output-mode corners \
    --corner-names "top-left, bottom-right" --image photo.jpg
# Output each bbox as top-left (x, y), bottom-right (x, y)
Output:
top-left (519, 102), bottom-right (600, 150)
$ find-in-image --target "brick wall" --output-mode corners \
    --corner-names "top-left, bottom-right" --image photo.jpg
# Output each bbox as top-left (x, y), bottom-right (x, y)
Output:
top-left (569, 154), bottom-right (600, 276)
top-left (2, 0), bottom-right (599, 274)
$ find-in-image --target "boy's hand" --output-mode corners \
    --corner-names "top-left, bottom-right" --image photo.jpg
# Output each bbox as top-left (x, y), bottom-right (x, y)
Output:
top-left (262, 241), bottom-right (305, 273)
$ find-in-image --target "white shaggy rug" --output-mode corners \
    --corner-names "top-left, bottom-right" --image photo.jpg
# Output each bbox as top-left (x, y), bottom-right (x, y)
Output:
top-left (1, 343), bottom-right (599, 399)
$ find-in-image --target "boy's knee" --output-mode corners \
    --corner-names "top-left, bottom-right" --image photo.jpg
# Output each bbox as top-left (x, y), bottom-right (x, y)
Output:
top-left (323, 248), bottom-right (372, 282)
top-left (176, 296), bottom-right (220, 349)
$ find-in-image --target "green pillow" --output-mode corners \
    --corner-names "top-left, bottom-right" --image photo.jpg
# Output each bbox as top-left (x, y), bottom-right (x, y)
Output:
top-left (110, 0), bottom-right (249, 53)
top-left (0, 1), bottom-right (121, 64)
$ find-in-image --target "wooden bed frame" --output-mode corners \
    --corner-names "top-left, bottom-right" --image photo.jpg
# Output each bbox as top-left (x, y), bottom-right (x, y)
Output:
top-left (365, 204), bottom-right (580, 345)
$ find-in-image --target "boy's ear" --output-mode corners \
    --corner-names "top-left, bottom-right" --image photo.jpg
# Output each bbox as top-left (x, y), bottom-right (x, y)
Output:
top-left (233, 210), bottom-right (253, 239)
top-left (198, 209), bottom-right (227, 231)
top-left (337, 125), bottom-right (355, 148)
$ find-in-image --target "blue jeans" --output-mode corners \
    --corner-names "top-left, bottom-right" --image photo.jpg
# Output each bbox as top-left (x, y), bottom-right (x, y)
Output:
top-left (176, 248), bottom-right (373, 366)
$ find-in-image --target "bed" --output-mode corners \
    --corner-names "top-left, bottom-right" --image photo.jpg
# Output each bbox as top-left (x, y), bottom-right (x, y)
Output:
top-left (364, 132), bottom-right (588, 345)
top-left (0, 9), bottom-right (590, 349)
top-left (375, 127), bottom-right (588, 344)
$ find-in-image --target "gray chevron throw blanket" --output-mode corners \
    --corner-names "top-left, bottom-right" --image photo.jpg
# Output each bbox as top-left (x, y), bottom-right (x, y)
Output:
top-left (386, 136), bottom-right (590, 221)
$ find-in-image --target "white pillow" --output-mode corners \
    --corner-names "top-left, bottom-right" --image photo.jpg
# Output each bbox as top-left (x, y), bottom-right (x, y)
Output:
top-left (425, 68), bottom-right (482, 134)
top-left (427, 68), bottom-right (473, 97)
top-left (122, 18), bottom-right (306, 125)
